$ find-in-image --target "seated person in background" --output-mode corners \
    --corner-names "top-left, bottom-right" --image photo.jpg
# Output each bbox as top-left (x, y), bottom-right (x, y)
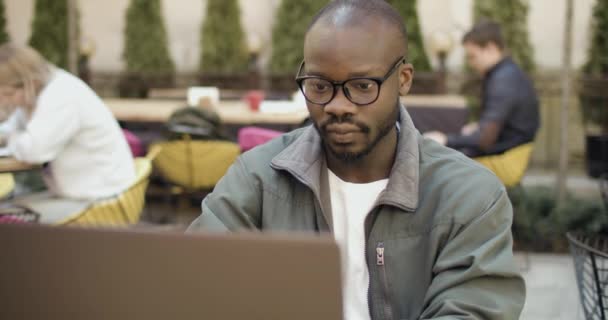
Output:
top-left (0, 44), bottom-right (135, 221)
top-left (425, 21), bottom-right (539, 185)
top-left (188, 1), bottom-right (525, 319)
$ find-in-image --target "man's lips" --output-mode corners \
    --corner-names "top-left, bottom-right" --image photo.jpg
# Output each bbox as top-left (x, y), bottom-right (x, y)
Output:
top-left (325, 124), bottom-right (361, 134)
top-left (324, 124), bottom-right (362, 144)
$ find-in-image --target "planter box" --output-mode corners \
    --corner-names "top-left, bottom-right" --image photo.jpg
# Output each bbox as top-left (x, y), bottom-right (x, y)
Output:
top-left (580, 77), bottom-right (608, 134)
top-left (410, 71), bottom-right (446, 94)
top-left (198, 72), bottom-right (261, 90)
top-left (118, 73), bottom-right (174, 98)
top-left (580, 77), bottom-right (608, 177)
top-left (586, 134), bottom-right (608, 178)
top-left (267, 74), bottom-right (298, 93)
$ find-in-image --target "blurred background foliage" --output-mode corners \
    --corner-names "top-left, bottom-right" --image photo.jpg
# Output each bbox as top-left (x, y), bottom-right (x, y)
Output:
top-left (200, 0), bottom-right (249, 74)
top-left (270, 0), bottom-right (328, 75)
top-left (29, 0), bottom-right (70, 69)
top-left (123, 0), bottom-right (174, 76)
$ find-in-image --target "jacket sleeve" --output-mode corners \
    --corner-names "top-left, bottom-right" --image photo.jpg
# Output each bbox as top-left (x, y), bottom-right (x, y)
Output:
top-left (8, 101), bottom-right (79, 164)
top-left (186, 157), bottom-right (262, 233)
top-left (419, 187), bottom-right (526, 320)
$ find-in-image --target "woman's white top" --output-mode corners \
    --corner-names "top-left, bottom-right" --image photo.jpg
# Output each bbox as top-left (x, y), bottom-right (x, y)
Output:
top-left (5, 69), bottom-right (135, 200)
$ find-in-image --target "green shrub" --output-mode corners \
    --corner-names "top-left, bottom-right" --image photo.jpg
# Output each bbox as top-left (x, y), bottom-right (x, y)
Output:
top-left (123, 0), bottom-right (174, 76)
top-left (510, 186), bottom-right (606, 252)
top-left (200, 0), bottom-right (249, 74)
top-left (269, 0), bottom-right (328, 75)
top-left (28, 0), bottom-right (69, 68)
top-left (583, 0), bottom-right (608, 77)
top-left (385, 0), bottom-right (431, 72)
top-left (0, 1), bottom-right (8, 44)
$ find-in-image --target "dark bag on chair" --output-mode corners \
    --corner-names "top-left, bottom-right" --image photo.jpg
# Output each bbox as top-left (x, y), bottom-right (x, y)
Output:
top-left (164, 107), bottom-right (229, 140)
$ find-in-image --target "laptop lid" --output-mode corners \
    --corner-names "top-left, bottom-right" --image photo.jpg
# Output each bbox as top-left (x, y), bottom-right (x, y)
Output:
top-left (0, 224), bottom-right (342, 320)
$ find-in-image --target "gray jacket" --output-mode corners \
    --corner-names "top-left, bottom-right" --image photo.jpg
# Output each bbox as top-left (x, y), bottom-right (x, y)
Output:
top-left (188, 106), bottom-right (526, 319)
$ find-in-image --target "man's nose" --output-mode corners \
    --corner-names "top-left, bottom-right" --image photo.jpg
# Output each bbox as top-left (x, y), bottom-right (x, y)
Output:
top-left (323, 87), bottom-right (357, 117)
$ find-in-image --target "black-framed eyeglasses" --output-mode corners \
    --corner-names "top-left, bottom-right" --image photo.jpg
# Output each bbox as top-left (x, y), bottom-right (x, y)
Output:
top-left (295, 56), bottom-right (406, 106)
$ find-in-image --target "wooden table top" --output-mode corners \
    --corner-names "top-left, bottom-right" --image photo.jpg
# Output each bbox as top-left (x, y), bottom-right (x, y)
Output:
top-left (0, 157), bottom-right (39, 173)
top-left (105, 99), bottom-right (309, 125)
top-left (401, 95), bottom-right (467, 109)
top-left (105, 94), bottom-right (467, 124)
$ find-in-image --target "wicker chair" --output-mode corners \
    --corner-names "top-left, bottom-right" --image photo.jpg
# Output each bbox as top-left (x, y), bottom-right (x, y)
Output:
top-left (0, 173), bottom-right (14, 199)
top-left (59, 148), bottom-right (159, 227)
top-left (474, 143), bottom-right (534, 188)
top-left (568, 233), bottom-right (608, 320)
top-left (152, 138), bottom-right (240, 191)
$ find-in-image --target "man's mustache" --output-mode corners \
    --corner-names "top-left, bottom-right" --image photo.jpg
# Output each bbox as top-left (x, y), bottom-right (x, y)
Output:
top-left (319, 116), bottom-right (370, 133)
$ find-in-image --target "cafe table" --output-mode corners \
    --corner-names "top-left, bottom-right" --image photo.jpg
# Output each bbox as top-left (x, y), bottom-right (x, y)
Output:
top-left (106, 95), bottom-right (469, 139)
top-left (105, 99), bottom-right (309, 126)
top-left (401, 95), bottom-right (469, 134)
top-left (0, 157), bottom-right (39, 173)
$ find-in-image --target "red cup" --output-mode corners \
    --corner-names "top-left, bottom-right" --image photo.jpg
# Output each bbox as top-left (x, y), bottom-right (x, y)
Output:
top-left (244, 90), bottom-right (265, 112)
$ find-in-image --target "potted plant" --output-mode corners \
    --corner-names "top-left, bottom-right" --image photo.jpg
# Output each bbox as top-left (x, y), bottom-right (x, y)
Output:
top-left (199, 0), bottom-right (252, 90)
top-left (580, 0), bottom-right (608, 178)
top-left (29, 0), bottom-right (72, 69)
top-left (269, 0), bottom-right (328, 94)
top-left (0, 0), bottom-right (8, 44)
top-left (121, 0), bottom-right (174, 98)
top-left (384, 0), bottom-right (441, 94)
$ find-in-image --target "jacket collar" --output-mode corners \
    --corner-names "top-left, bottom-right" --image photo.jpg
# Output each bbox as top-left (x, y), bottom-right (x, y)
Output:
top-left (271, 104), bottom-right (420, 213)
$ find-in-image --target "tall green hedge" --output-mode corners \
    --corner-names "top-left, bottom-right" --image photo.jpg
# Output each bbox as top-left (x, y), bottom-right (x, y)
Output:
top-left (584, 0), bottom-right (608, 77)
top-left (29, 0), bottom-right (69, 68)
top-left (385, 0), bottom-right (431, 72)
top-left (270, 0), bottom-right (328, 75)
top-left (0, 1), bottom-right (8, 44)
top-left (123, 0), bottom-right (174, 76)
top-left (473, 0), bottom-right (536, 73)
top-left (200, 0), bottom-right (248, 74)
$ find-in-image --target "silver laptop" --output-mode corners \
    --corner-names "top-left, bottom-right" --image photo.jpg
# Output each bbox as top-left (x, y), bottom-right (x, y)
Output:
top-left (0, 223), bottom-right (342, 320)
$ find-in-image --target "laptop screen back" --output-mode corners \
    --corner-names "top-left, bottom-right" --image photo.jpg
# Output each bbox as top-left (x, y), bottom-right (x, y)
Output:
top-left (0, 224), bottom-right (342, 320)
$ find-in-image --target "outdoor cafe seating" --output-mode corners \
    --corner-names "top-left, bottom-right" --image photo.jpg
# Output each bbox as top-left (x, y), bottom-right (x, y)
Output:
top-left (0, 148), bottom-right (158, 227)
top-left (59, 154), bottom-right (155, 226)
top-left (0, 173), bottom-right (14, 199)
top-left (0, 88), bottom-right (470, 226)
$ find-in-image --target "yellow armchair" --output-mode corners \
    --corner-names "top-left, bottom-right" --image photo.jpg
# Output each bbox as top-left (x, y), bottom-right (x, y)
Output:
top-left (474, 143), bottom-right (534, 188)
top-left (61, 152), bottom-right (156, 227)
top-left (0, 173), bottom-right (14, 199)
top-left (152, 139), bottom-right (240, 191)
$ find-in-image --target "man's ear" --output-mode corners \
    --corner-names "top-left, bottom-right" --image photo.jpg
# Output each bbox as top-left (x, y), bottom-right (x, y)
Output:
top-left (398, 63), bottom-right (414, 96)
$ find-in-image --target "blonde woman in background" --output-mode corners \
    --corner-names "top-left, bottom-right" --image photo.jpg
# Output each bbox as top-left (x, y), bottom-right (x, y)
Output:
top-left (0, 43), bottom-right (135, 223)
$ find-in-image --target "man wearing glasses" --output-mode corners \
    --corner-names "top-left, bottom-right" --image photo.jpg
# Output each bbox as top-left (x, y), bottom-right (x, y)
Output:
top-left (188, 1), bottom-right (525, 319)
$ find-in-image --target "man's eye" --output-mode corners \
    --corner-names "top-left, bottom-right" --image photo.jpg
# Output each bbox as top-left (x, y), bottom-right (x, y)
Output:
top-left (357, 83), bottom-right (373, 90)
top-left (307, 81), bottom-right (330, 92)
top-left (351, 81), bottom-right (375, 91)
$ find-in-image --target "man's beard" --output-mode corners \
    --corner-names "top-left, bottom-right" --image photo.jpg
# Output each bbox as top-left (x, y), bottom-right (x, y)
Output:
top-left (313, 107), bottom-right (398, 163)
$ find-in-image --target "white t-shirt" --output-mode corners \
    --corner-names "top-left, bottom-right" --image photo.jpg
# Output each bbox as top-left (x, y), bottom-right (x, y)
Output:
top-left (6, 69), bottom-right (135, 199)
top-left (328, 169), bottom-right (388, 320)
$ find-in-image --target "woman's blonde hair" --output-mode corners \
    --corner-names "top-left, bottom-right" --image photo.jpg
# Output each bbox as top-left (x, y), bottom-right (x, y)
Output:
top-left (0, 43), bottom-right (52, 109)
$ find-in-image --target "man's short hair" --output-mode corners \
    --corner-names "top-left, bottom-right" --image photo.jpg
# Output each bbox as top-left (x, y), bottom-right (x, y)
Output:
top-left (306, 0), bottom-right (409, 56)
top-left (462, 20), bottom-right (505, 50)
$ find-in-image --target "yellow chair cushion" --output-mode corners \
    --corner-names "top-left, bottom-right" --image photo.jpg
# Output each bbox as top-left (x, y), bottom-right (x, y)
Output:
top-left (0, 173), bottom-right (15, 199)
top-left (62, 157), bottom-right (152, 226)
top-left (152, 140), bottom-right (240, 190)
top-left (474, 143), bottom-right (534, 188)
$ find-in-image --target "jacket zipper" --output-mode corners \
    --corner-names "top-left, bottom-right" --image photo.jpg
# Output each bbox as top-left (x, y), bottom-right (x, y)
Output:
top-left (364, 212), bottom-right (375, 319)
top-left (377, 242), bottom-right (394, 320)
